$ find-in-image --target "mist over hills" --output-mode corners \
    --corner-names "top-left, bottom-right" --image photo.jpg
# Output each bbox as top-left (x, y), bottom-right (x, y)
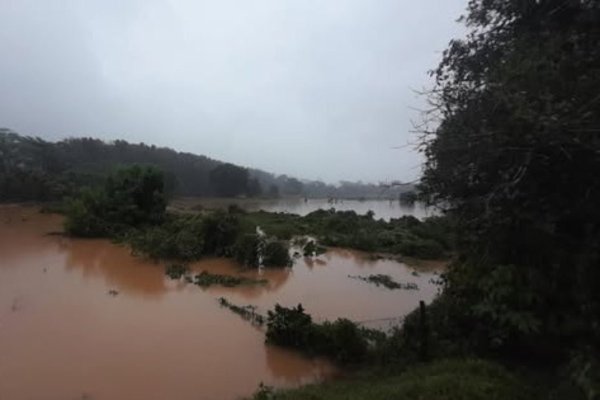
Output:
top-left (0, 128), bottom-right (414, 202)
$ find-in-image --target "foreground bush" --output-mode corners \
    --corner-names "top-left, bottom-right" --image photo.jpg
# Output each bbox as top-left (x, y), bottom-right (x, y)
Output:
top-left (265, 304), bottom-right (368, 364)
top-left (251, 358), bottom-right (531, 400)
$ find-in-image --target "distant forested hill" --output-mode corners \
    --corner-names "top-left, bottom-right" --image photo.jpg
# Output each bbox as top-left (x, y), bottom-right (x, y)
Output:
top-left (0, 128), bottom-right (413, 202)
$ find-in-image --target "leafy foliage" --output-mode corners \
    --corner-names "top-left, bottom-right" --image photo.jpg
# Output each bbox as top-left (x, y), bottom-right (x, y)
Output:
top-left (243, 209), bottom-right (453, 259)
top-left (265, 304), bottom-right (369, 364)
top-left (64, 165), bottom-right (166, 236)
top-left (418, 0), bottom-right (600, 383)
top-left (233, 233), bottom-right (262, 267)
top-left (127, 214), bottom-right (205, 260)
top-left (262, 240), bottom-right (292, 267)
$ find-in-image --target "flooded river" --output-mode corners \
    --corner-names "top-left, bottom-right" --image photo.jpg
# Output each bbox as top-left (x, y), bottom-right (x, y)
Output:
top-left (0, 206), bottom-right (441, 400)
top-left (171, 197), bottom-right (434, 221)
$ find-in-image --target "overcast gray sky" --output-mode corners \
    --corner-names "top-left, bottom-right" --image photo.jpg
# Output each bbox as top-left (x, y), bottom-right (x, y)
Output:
top-left (0, 0), bottom-right (466, 184)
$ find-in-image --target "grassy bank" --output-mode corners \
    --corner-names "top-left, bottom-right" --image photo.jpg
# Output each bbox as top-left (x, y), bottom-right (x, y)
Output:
top-left (251, 359), bottom-right (532, 400)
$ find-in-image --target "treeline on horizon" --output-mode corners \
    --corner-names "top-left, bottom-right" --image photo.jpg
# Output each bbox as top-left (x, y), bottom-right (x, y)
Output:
top-left (0, 128), bottom-right (413, 202)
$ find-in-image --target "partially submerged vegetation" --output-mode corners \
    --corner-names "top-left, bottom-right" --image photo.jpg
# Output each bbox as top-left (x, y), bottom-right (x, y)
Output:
top-left (243, 209), bottom-right (453, 259)
top-left (218, 297), bottom-right (265, 326)
top-left (265, 304), bottom-right (376, 365)
top-left (194, 271), bottom-right (267, 288)
top-left (61, 166), bottom-right (449, 290)
top-left (165, 263), bottom-right (188, 279)
top-left (63, 166), bottom-right (293, 268)
top-left (166, 264), bottom-right (267, 288)
top-left (348, 274), bottom-right (419, 290)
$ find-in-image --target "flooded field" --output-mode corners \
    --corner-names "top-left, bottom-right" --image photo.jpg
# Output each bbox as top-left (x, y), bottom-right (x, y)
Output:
top-left (0, 206), bottom-right (442, 400)
top-left (171, 197), bottom-right (434, 221)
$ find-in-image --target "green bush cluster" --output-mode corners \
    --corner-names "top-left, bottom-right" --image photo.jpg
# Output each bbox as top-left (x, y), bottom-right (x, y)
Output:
top-left (127, 214), bottom-right (207, 260)
top-left (124, 210), bottom-right (291, 267)
top-left (165, 264), bottom-right (188, 279)
top-left (265, 304), bottom-right (369, 364)
top-left (64, 165), bottom-right (166, 237)
top-left (233, 233), bottom-right (262, 267)
top-left (262, 241), bottom-right (292, 267)
top-left (242, 209), bottom-right (453, 259)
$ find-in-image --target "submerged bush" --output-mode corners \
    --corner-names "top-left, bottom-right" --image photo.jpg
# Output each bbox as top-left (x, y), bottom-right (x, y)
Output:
top-left (244, 209), bottom-right (452, 259)
top-left (165, 263), bottom-right (188, 279)
top-left (349, 274), bottom-right (419, 290)
top-left (302, 240), bottom-right (326, 257)
top-left (64, 165), bottom-right (166, 236)
top-left (218, 297), bottom-right (265, 326)
top-left (265, 304), bottom-right (368, 364)
top-left (127, 214), bottom-right (205, 260)
top-left (233, 233), bottom-right (262, 267)
top-left (262, 241), bottom-right (292, 267)
top-left (201, 211), bottom-right (242, 256)
top-left (193, 271), bottom-right (266, 288)
top-left (266, 304), bottom-right (314, 349)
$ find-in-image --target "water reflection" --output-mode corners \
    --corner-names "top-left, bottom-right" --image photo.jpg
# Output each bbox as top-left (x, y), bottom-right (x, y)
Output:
top-left (61, 238), bottom-right (169, 299)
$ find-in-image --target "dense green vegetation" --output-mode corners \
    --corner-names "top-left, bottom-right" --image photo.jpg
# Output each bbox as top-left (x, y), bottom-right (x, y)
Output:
top-left (405, 0), bottom-right (600, 397)
top-left (248, 1), bottom-right (600, 398)
top-left (11, 2), bottom-right (598, 398)
top-left (64, 166), bottom-right (293, 268)
top-left (265, 304), bottom-right (373, 365)
top-left (0, 128), bottom-right (414, 202)
top-left (244, 209), bottom-right (453, 259)
top-left (64, 165), bottom-right (166, 237)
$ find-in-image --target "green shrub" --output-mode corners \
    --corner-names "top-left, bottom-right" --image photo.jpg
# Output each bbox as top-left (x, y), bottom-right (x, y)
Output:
top-left (201, 211), bottom-right (242, 256)
top-left (263, 241), bottom-right (292, 267)
top-left (314, 319), bottom-right (368, 364)
top-left (64, 165), bottom-right (166, 237)
top-left (165, 264), bottom-right (188, 279)
top-left (397, 237), bottom-right (445, 259)
top-left (266, 304), bottom-right (314, 349)
top-left (127, 214), bottom-right (205, 260)
top-left (265, 304), bottom-right (368, 365)
top-left (233, 233), bottom-right (262, 267)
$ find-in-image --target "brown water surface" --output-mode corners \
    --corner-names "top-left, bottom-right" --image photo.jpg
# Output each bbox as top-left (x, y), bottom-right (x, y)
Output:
top-left (0, 206), bottom-right (441, 400)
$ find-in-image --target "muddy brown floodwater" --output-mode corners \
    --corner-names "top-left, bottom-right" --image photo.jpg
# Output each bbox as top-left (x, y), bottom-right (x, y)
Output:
top-left (0, 206), bottom-right (443, 400)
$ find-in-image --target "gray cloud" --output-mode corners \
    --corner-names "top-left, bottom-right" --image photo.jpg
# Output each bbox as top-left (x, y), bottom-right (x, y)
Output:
top-left (0, 0), bottom-right (466, 183)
